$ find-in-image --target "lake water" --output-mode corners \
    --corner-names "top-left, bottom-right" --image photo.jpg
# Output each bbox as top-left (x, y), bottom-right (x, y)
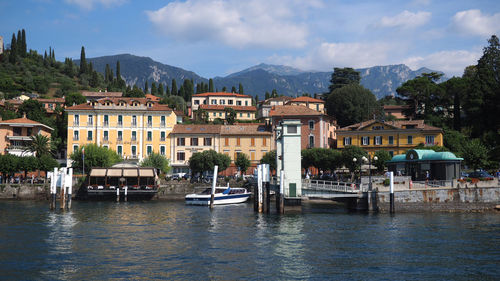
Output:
top-left (0, 200), bottom-right (499, 280)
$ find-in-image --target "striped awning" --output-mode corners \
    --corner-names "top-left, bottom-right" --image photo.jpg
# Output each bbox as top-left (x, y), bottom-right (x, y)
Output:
top-left (90, 169), bottom-right (106, 177)
top-left (123, 169), bottom-right (138, 177)
top-left (107, 169), bottom-right (122, 177)
top-left (139, 169), bottom-right (155, 177)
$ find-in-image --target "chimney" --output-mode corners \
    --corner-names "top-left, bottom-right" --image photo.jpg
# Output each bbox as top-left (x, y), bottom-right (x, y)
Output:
top-left (23, 112), bottom-right (26, 119)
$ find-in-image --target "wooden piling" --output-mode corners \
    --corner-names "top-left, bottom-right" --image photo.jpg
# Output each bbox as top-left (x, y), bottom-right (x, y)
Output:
top-left (209, 165), bottom-right (218, 209)
top-left (116, 187), bottom-right (120, 202)
top-left (390, 171), bottom-right (395, 214)
top-left (124, 185), bottom-right (128, 202)
top-left (60, 186), bottom-right (65, 210)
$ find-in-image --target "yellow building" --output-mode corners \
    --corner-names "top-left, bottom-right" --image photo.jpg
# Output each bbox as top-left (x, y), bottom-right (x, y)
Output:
top-left (191, 92), bottom-right (256, 121)
top-left (169, 123), bottom-right (272, 175)
top-left (336, 119), bottom-right (443, 157)
top-left (199, 104), bottom-right (256, 121)
top-left (66, 98), bottom-right (176, 166)
top-left (285, 96), bottom-right (325, 114)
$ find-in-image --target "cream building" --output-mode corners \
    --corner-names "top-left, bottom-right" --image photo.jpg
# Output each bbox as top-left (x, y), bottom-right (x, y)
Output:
top-left (66, 98), bottom-right (176, 166)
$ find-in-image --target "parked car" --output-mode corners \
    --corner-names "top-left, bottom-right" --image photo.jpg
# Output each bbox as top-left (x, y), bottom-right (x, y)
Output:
top-left (170, 172), bottom-right (186, 180)
top-left (467, 171), bottom-right (493, 179)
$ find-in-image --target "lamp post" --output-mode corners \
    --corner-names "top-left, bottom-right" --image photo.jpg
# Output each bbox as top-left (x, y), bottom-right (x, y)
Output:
top-left (366, 155), bottom-right (378, 191)
top-left (353, 157), bottom-right (362, 185)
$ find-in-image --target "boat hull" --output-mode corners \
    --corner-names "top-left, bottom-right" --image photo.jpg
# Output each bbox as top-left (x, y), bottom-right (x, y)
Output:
top-left (185, 193), bottom-right (250, 205)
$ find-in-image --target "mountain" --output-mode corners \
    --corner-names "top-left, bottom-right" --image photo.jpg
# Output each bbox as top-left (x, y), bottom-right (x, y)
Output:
top-left (82, 54), bottom-right (207, 88)
top-left (82, 54), bottom-right (446, 99)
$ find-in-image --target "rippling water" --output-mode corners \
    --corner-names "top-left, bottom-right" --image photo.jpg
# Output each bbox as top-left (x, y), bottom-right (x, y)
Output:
top-left (0, 200), bottom-right (499, 280)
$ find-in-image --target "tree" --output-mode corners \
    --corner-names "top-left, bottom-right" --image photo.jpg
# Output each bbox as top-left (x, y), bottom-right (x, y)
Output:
top-left (171, 79), bottom-right (178, 96)
top-left (70, 144), bottom-right (121, 173)
top-left (38, 154), bottom-right (59, 179)
top-left (9, 33), bottom-right (17, 64)
top-left (260, 150), bottom-right (276, 172)
top-left (301, 148), bottom-right (342, 174)
top-left (442, 77), bottom-right (467, 131)
top-left (18, 156), bottom-right (38, 178)
top-left (0, 154), bottom-right (19, 183)
top-left (18, 99), bottom-right (47, 124)
top-left (462, 139), bottom-right (489, 170)
top-left (158, 83), bottom-right (164, 96)
top-left (326, 84), bottom-right (379, 127)
top-left (189, 150), bottom-right (230, 175)
top-left (151, 82), bottom-right (157, 95)
top-left (209, 78), bottom-right (214, 92)
top-left (24, 134), bottom-right (52, 158)
top-left (238, 83), bottom-right (244, 94)
top-left (65, 92), bottom-right (87, 106)
top-left (329, 67), bottom-right (360, 92)
top-left (235, 153), bottom-right (251, 175)
top-left (373, 150), bottom-right (392, 172)
top-left (144, 81), bottom-right (149, 94)
top-left (341, 146), bottom-right (368, 179)
top-left (79, 46), bottom-right (87, 75)
top-left (141, 152), bottom-right (171, 175)
top-left (224, 107), bottom-right (237, 124)
top-left (21, 29), bottom-right (27, 57)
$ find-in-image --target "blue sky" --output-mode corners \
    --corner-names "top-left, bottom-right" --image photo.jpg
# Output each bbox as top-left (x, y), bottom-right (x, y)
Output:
top-left (1, 0), bottom-right (499, 78)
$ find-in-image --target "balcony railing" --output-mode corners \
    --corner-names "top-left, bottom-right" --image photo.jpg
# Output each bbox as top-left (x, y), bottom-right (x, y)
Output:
top-left (160, 122), bottom-right (166, 127)
top-left (103, 121), bottom-right (109, 127)
top-left (132, 122), bottom-right (137, 127)
top-left (160, 137), bottom-right (166, 141)
top-left (147, 122), bottom-right (153, 127)
top-left (117, 121), bottom-right (123, 127)
top-left (73, 136), bottom-right (79, 141)
top-left (73, 122), bottom-right (79, 126)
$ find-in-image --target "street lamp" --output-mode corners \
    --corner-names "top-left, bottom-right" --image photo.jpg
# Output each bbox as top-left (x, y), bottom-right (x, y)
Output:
top-left (353, 157), bottom-right (362, 184)
top-left (367, 155), bottom-right (378, 191)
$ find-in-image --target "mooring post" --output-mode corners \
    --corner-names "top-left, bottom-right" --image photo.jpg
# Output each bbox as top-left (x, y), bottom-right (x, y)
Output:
top-left (279, 170), bottom-right (285, 214)
top-left (258, 164), bottom-right (263, 213)
top-left (390, 171), bottom-right (395, 214)
top-left (60, 168), bottom-right (66, 210)
top-left (210, 165), bottom-right (218, 209)
top-left (262, 164), bottom-right (270, 214)
top-left (124, 185), bottom-right (128, 202)
top-left (50, 167), bottom-right (57, 210)
top-left (67, 168), bottom-right (73, 209)
top-left (116, 186), bottom-right (120, 202)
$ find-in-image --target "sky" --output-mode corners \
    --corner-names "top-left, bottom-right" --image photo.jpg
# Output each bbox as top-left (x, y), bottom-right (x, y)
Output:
top-left (1, 0), bottom-right (499, 78)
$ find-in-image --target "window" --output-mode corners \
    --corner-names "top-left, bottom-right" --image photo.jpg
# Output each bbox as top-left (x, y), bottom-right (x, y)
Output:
top-left (309, 120), bottom-right (314, 130)
top-left (177, 151), bottom-right (185, 161)
top-left (220, 100), bottom-right (225, 105)
top-left (117, 145), bottom-right (122, 156)
top-left (236, 101), bottom-right (241, 106)
top-left (213, 112), bottom-right (216, 117)
top-left (316, 104), bottom-right (319, 111)
top-left (131, 146), bottom-right (137, 157)
top-left (160, 131), bottom-right (166, 141)
top-left (362, 136), bottom-right (370, 145)
top-left (287, 125), bottom-right (297, 134)
top-left (247, 113), bottom-right (250, 117)
top-left (225, 138), bottom-right (229, 146)
top-left (211, 99), bottom-right (217, 105)
top-left (117, 131), bottom-right (123, 141)
top-left (374, 136), bottom-right (382, 145)
top-left (245, 101), bottom-right (248, 106)
top-left (425, 136), bottom-right (435, 145)
top-left (87, 131), bottom-right (93, 141)
top-left (372, 126), bottom-right (384, 130)
top-left (161, 116), bottom-right (166, 127)
top-left (132, 131), bottom-right (137, 141)
top-left (73, 145), bottom-right (78, 153)
top-left (219, 112), bottom-right (222, 117)
top-left (407, 135), bottom-right (413, 144)
top-left (73, 131), bottom-right (79, 141)
top-left (74, 115), bottom-right (79, 126)
top-left (147, 131), bottom-right (152, 141)
top-left (194, 100), bottom-right (200, 105)
top-left (262, 138), bottom-right (267, 146)
top-left (239, 113), bottom-right (243, 117)
top-left (236, 138), bottom-right (240, 146)
top-left (147, 145), bottom-right (152, 156)
top-left (405, 125), bottom-right (416, 129)
top-left (88, 115), bottom-right (93, 126)
top-left (147, 116), bottom-right (152, 127)
top-left (191, 137), bottom-right (198, 146)
top-left (118, 115), bottom-right (123, 126)
top-left (228, 100), bottom-right (233, 105)
top-left (103, 131), bottom-right (108, 141)
top-left (177, 137), bottom-right (185, 146)
top-left (132, 115), bottom-right (137, 127)
top-left (104, 115), bottom-right (109, 126)
top-left (250, 150), bottom-right (256, 161)
top-left (251, 138), bottom-right (255, 146)
top-left (204, 137), bottom-right (212, 146)
top-left (234, 151), bottom-right (241, 160)
top-left (344, 137), bottom-right (351, 145)
top-left (160, 145), bottom-right (166, 155)
top-left (389, 151), bottom-right (394, 157)
top-left (388, 136), bottom-right (394, 145)
top-left (309, 135), bottom-right (314, 148)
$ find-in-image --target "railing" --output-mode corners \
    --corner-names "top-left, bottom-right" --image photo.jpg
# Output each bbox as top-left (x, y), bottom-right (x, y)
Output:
top-left (160, 122), bottom-right (166, 127)
top-left (73, 122), bottom-right (79, 126)
top-left (132, 122), bottom-right (137, 127)
top-left (303, 179), bottom-right (362, 193)
top-left (117, 121), bottom-right (123, 127)
top-left (103, 121), bottom-right (109, 127)
top-left (411, 180), bottom-right (453, 188)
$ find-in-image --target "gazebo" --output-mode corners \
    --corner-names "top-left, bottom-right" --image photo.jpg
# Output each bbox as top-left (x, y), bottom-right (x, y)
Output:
top-left (386, 149), bottom-right (463, 181)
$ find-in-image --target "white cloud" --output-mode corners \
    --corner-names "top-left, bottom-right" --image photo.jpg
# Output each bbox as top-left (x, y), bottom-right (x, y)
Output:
top-left (451, 9), bottom-right (500, 37)
top-left (403, 50), bottom-right (481, 76)
top-left (146, 0), bottom-right (318, 49)
top-left (270, 41), bottom-right (395, 71)
top-left (376, 10), bottom-right (431, 29)
top-left (65, 0), bottom-right (126, 10)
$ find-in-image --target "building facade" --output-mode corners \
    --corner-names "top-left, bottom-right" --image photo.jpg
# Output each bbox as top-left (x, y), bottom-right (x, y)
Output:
top-left (257, 96), bottom-right (293, 121)
top-left (286, 96), bottom-right (325, 114)
top-left (198, 104), bottom-right (256, 121)
top-left (336, 119), bottom-right (443, 157)
top-left (66, 98), bottom-right (176, 166)
top-left (270, 105), bottom-right (336, 150)
top-left (0, 115), bottom-right (53, 156)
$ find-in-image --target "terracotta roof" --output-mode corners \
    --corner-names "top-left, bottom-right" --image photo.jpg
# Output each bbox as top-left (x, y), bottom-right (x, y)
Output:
top-left (0, 99), bottom-right (23, 106)
top-left (259, 96), bottom-right (293, 105)
top-left (288, 96), bottom-right (324, 103)
top-left (171, 124), bottom-right (222, 134)
top-left (269, 105), bottom-right (323, 117)
top-left (199, 105), bottom-right (256, 112)
top-left (383, 105), bottom-right (410, 110)
top-left (66, 98), bottom-right (172, 111)
top-left (81, 91), bottom-right (123, 98)
top-left (174, 110), bottom-right (185, 117)
top-left (0, 117), bottom-right (53, 131)
top-left (145, 94), bottom-right (161, 101)
top-left (338, 119), bottom-right (442, 132)
top-left (193, 92), bottom-right (251, 98)
top-left (36, 98), bottom-right (65, 103)
top-left (220, 124), bottom-right (272, 136)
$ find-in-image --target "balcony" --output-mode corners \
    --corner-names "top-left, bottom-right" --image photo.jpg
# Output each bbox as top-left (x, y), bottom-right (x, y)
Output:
top-left (160, 121), bottom-right (166, 128)
top-left (87, 137), bottom-right (93, 141)
top-left (73, 136), bottom-right (79, 141)
top-left (117, 121), bottom-right (123, 127)
top-left (103, 121), bottom-right (109, 127)
top-left (132, 122), bottom-right (137, 127)
top-left (160, 137), bottom-right (166, 142)
top-left (147, 122), bottom-right (153, 128)
top-left (73, 122), bottom-right (79, 126)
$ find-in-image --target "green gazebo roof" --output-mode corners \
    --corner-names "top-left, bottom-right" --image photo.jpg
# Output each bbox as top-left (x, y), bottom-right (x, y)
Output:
top-left (387, 149), bottom-right (463, 163)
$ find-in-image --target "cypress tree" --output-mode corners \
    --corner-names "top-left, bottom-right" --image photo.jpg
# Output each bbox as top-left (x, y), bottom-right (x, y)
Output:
top-left (222, 86), bottom-right (226, 92)
top-left (158, 83), bottom-right (164, 96)
top-left (239, 83), bottom-right (244, 94)
top-left (90, 71), bottom-right (99, 87)
top-left (231, 86), bottom-right (237, 93)
top-left (116, 61), bottom-right (121, 81)
top-left (21, 29), bottom-right (26, 56)
top-left (105, 64), bottom-right (111, 82)
top-left (209, 78), bottom-right (214, 92)
top-left (17, 30), bottom-right (22, 54)
top-left (171, 79), bottom-right (178, 96)
top-left (79, 46), bottom-right (87, 75)
top-left (165, 85), bottom-right (170, 96)
top-left (144, 81), bottom-right (149, 93)
top-left (88, 61), bottom-right (93, 74)
top-left (151, 82), bottom-right (157, 95)
top-left (178, 85), bottom-right (185, 100)
top-left (9, 33), bottom-right (16, 63)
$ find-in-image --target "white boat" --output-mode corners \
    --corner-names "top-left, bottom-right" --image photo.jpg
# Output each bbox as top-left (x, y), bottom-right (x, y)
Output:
top-left (185, 186), bottom-right (251, 206)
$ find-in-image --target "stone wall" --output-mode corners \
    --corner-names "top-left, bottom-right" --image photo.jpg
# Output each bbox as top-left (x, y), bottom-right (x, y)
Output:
top-left (0, 184), bottom-right (49, 200)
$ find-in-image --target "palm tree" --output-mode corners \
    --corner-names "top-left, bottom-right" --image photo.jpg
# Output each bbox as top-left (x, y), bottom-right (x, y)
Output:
top-left (24, 134), bottom-right (51, 158)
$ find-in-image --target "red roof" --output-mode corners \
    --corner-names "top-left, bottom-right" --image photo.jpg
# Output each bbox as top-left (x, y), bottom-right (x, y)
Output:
top-left (0, 117), bottom-right (54, 130)
top-left (146, 94), bottom-right (161, 101)
top-left (338, 119), bottom-right (442, 132)
top-left (288, 96), bottom-right (324, 103)
top-left (193, 92), bottom-right (251, 98)
top-left (66, 97), bottom-right (172, 111)
top-left (199, 105), bottom-right (256, 112)
top-left (269, 105), bottom-right (323, 117)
